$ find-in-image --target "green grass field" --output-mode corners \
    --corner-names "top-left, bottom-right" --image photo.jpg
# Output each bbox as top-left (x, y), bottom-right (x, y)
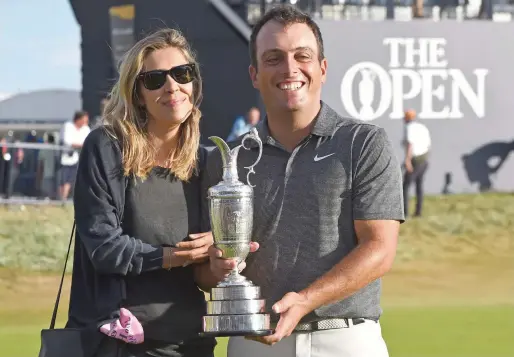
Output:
top-left (1, 193), bottom-right (513, 357)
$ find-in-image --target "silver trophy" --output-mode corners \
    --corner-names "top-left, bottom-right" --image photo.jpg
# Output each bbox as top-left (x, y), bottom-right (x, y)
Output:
top-left (200, 128), bottom-right (272, 337)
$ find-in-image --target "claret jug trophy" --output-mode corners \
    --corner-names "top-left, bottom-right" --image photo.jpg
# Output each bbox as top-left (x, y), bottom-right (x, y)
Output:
top-left (200, 128), bottom-right (273, 337)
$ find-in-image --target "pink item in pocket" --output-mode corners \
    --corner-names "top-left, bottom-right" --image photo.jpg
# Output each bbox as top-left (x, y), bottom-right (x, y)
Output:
top-left (99, 308), bottom-right (144, 344)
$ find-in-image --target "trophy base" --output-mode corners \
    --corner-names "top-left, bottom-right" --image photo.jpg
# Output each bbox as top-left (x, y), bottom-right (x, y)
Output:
top-left (198, 329), bottom-right (274, 338)
top-left (200, 284), bottom-right (272, 338)
top-left (201, 313), bottom-right (272, 338)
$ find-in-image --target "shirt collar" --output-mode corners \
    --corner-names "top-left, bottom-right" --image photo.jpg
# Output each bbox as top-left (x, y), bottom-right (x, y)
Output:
top-left (254, 101), bottom-right (340, 145)
top-left (310, 101), bottom-right (341, 137)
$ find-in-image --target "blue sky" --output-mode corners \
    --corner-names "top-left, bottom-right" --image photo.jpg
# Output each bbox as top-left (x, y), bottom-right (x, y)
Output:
top-left (0, 0), bottom-right (80, 100)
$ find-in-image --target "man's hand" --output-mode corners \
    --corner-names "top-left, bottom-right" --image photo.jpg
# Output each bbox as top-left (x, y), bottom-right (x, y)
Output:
top-left (405, 160), bottom-right (413, 173)
top-left (208, 242), bottom-right (260, 280)
top-left (246, 292), bottom-right (310, 346)
top-left (173, 231), bottom-right (214, 266)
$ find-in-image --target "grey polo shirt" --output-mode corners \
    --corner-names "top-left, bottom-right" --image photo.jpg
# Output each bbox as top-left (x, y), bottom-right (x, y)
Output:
top-left (201, 102), bottom-right (404, 323)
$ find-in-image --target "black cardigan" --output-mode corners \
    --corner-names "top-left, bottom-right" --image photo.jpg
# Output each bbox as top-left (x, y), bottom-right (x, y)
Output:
top-left (66, 127), bottom-right (208, 330)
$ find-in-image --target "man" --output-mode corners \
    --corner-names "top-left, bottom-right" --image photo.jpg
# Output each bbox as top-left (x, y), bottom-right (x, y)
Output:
top-left (226, 106), bottom-right (261, 141)
top-left (58, 110), bottom-right (90, 200)
top-left (0, 134), bottom-right (23, 199)
top-left (403, 109), bottom-right (431, 217)
top-left (0, 137), bottom-right (8, 194)
top-left (36, 133), bottom-right (58, 199)
top-left (412, 0), bottom-right (424, 18)
top-left (196, 5), bottom-right (404, 357)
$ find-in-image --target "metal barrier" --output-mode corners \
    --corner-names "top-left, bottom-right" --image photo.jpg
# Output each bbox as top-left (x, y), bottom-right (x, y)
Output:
top-left (242, 0), bottom-right (514, 21)
top-left (0, 142), bottom-right (76, 204)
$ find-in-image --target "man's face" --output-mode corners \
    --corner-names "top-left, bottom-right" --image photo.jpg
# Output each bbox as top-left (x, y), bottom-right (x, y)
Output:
top-left (404, 110), bottom-right (416, 123)
top-left (76, 115), bottom-right (89, 127)
top-left (81, 115), bottom-right (89, 127)
top-left (247, 108), bottom-right (260, 125)
top-left (249, 21), bottom-right (327, 113)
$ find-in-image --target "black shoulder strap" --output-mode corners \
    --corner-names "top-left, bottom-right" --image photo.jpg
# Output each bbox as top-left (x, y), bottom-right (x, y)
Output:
top-left (49, 221), bottom-right (75, 329)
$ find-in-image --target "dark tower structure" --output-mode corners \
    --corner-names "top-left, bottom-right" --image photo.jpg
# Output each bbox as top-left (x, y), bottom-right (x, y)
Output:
top-left (69, 0), bottom-right (258, 142)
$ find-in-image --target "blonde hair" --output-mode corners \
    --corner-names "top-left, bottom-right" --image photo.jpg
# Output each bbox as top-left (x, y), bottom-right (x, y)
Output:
top-left (102, 28), bottom-right (203, 181)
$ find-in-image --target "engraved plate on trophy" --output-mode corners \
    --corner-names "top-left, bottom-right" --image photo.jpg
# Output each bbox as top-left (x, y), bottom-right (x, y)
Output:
top-left (199, 128), bottom-right (273, 337)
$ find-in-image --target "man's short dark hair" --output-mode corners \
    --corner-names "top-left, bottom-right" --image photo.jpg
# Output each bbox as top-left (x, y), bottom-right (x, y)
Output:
top-left (73, 110), bottom-right (88, 122)
top-left (249, 5), bottom-right (325, 68)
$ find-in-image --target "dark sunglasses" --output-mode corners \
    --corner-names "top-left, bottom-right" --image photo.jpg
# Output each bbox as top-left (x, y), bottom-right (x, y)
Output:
top-left (138, 63), bottom-right (197, 90)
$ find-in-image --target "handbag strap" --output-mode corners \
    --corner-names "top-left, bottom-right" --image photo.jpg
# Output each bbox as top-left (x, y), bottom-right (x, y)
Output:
top-left (49, 220), bottom-right (76, 329)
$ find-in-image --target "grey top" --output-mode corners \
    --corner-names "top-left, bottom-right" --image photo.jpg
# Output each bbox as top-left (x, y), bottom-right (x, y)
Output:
top-left (202, 102), bottom-right (405, 323)
top-left (121, 167), bottom-right (209, 344)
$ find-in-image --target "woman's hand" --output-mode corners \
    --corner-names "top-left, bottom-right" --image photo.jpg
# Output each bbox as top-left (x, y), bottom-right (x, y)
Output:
top-left (170, 231), bottom-right (214, 267)
top-left (207, 242), bottom-right (260, 280)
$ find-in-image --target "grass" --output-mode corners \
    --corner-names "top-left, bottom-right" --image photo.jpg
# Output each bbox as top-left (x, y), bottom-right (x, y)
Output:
top-left (0, 192), bottom-right (513, 357)
top-left (382, 305), bottom-right (514, 357)
top-left (0, 205), bottom-right (74, 271)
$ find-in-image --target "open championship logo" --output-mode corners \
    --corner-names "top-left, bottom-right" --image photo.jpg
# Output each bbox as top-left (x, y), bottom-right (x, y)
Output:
top-left (340, 38), bottom-right (489, 121)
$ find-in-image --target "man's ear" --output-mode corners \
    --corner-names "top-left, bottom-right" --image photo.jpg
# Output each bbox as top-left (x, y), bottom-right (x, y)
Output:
top-left (249, 65), bottom-right (259, 89)
top-left (320, 58), bottom-right (327, 84)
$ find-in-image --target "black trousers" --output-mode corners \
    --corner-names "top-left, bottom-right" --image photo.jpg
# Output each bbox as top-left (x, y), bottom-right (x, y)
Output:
top-left (403, 158), bottom-right (428, 217)
top-left (95, 337), bottom-right (215, 357)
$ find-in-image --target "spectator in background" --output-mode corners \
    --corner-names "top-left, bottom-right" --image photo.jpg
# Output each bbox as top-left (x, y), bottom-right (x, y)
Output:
top-left (36, 133), bottom-right (58, 199)
top-left (0, 137), bottom-right (8, 195)
top-left (16, 130), bottom-right (39, 196)
top-left (0, 132), bottom-right (22, 198)
top-left (403, 109), bottom-right (431, 217)
top-left (58, 110), bottom-right (91, 200)
top-left (227, 106), bottom-right (260, 141)
top-left (413, 0), bottom-right (424, 17)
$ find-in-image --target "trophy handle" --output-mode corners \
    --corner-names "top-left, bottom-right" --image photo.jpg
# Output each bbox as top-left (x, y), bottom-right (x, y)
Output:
top-left (241, 128), bottom-right (263, 188)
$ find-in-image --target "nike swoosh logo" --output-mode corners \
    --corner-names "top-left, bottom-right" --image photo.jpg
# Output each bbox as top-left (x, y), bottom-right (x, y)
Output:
top-left (314, 153), bottom-right (335, 162)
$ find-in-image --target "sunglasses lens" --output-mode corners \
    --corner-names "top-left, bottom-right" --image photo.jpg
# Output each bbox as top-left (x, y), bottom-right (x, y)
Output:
top-left (143, 72), bottom-right (167, 90)
top-left (140, 64), bottom-right (196, 90)
top-left (171, 65), bottom-right (195, 84)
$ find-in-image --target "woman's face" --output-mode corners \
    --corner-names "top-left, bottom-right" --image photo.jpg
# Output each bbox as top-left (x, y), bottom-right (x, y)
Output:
top-left (138, 46), bottom-right (196, 126)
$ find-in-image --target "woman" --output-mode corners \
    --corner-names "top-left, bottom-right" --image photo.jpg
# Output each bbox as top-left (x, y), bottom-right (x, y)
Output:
top-left (66, 28), bottom-right (216, 357)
